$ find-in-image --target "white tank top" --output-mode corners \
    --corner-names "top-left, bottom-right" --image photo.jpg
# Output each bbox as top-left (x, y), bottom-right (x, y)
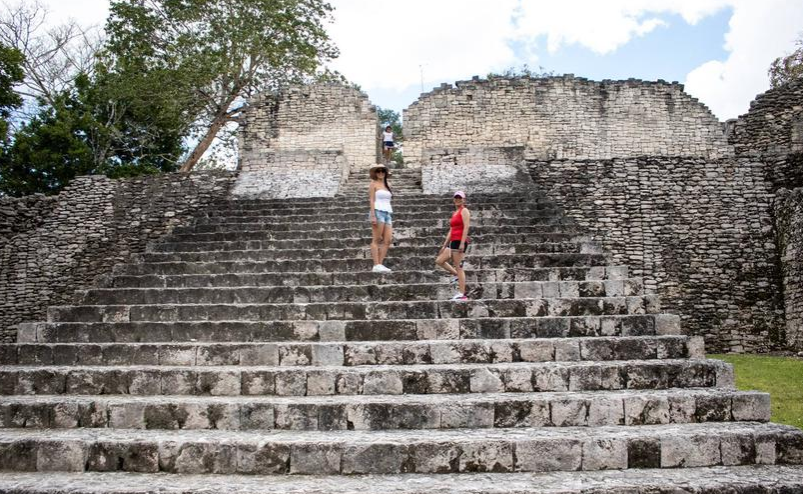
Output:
top-left (374, 188), bottom-right (392, 213)
top-left (383, 131), bottom-right (393, 142)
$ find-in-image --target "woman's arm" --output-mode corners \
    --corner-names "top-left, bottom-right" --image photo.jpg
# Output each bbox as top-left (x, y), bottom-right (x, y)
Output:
top-left (459, 209), bottom-right (471, 250)
top-left (368, 182), bottom-right (376, 223)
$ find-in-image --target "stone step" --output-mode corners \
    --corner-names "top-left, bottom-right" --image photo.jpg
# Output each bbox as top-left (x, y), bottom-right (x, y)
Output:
top-left (47, 295), bottom-right (661, 323)
top-left (1, 335), bottom-right (698, 367)
top-left (203, 201), bottom-right (560, 218)
top-left (337, 187), bottom-right (425, 193)
top-left (166, 224), bottom-right (585, 240)
top-left (190, 217), bottom-right (572, 230)
top-left (216, 193), bottom-right (545, 209)
top-left (150, 233), bottom-right (583, 252)
top-left (200, 203), bottom-right (560, 219)
top-left (0, 359), bottom-right (732, 396)
top-left (21, 314), bottom-right (676, 343)
top-left (78, 279), bottom-right (644, 306)
top-left (107, 266), bottom-right (630, 289)
top-left (137, 244), bottom-right (596, 264)
top-left (112, 253), bottom-right (610, 276)
top-left (197, 209), bottom-right (564, 223)
top-left (0, 388), bottom-right (767, 431)
top-left (337, 187), bottom-right (422, 193)
top-left (4, 466), bottom-right (803, 494)
top-left (0, 422), bottom-right (799, 474)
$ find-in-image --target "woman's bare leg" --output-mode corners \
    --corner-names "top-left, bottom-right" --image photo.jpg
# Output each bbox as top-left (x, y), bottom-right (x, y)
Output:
top-left (378, 224), bottom-right (393, 265)
top-left (436, 248), bottom-right (458, 276)
top-left (452, 250), bottom-right (466, 294)
top-left (370, 222), bottom-right (383, 266)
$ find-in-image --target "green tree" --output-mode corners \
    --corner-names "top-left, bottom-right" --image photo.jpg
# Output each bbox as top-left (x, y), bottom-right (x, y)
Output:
top-left (103, 0), bottom-right (339, 172)
top-left (769, 36), bottom-right (803, 88)
top-left (0, 43), bottom-right (23, 140)
top-left (0, 85), bottom-right (94, 196)
top-left (0, 71), bottom-right (185, 196)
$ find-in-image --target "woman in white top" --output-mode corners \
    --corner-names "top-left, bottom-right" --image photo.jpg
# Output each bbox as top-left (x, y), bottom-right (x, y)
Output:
top-left (381, 125), bottom-right (395, 164)
top-left (368, 163), bottom-right (393, 273)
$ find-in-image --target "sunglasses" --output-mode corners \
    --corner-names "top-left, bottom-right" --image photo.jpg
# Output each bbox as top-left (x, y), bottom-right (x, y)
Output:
top-left (376, 170), bottom-right (386, 174)
top-left (453, 196), bottom-right (464, 199)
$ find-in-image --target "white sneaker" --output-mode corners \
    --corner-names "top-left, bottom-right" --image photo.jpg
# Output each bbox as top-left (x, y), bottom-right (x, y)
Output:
top-left (378, 265), bottom-right (392, 273)
top-left (451, 292), bottom-right (468, 301)
top-left (372, 264), bottom-right (391, 273)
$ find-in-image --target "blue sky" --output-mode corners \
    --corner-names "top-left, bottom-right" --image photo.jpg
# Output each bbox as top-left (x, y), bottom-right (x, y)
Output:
top-left (533, 11), bottom-right (732, 83)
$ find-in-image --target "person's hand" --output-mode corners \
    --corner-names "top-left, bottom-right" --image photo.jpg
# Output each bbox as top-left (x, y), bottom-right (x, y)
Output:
top-left (459, 242), bottom-right (465, 252)
top-left (370, 214), bottom-right (377, 225)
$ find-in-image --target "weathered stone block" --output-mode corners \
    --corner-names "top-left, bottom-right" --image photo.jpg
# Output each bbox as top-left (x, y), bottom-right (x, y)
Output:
top-left (515, 439), bottom-right (581, 472)
top-left (661, 435), bottom-right (720, 467)
top-left (582, 438), bottom-right (627, 470)
top-left (342, 443), bottom-right (408, 474)
top-left (459, 441), bottom-right (513, 472)
top-left (290, 443), bottom-right (341, 474)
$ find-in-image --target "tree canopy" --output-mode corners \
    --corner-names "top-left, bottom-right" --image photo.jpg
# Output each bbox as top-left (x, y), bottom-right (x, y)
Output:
top-left (103, 0), bottom-right (339, 172)
top-left (769, 36), bottom-right (803, 89)
top-left (0, 42), bottom-right (23, 140)
top-left (0, 0), bottom-right (341, 196)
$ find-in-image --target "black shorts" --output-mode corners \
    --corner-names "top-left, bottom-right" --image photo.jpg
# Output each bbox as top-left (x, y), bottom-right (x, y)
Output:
top-left (449, 240), bottom-right (469, 252)
top-left (383, 141), bottom-right (394, 149)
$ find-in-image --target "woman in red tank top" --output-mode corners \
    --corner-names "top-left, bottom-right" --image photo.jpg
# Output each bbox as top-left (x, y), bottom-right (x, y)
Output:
top-left (436, 190), bottom-right (471, 300)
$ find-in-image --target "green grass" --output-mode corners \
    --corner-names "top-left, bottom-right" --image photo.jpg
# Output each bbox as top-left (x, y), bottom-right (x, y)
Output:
top-left (709, 354), bottom-right (803, 429)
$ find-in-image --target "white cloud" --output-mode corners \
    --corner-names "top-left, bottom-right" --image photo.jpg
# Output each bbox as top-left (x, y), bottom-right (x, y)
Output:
top-left (328, 0), bottom-right (735, 92)
top-left (328, 0), bottom-right (519, 91)
top-left (684, 0), bottom-right (803, 119)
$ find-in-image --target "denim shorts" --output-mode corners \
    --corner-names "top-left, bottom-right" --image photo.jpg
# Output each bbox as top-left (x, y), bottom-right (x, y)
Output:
top-left (372, 209), bottom-right (392, 225)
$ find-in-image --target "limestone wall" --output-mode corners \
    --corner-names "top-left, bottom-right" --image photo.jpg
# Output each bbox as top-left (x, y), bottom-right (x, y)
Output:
top-left (238, 83), bottom-right (379, 198)
top-left (775, 187), bottom-right (803, 350)
top-left (727, 78), bottom-right (803, 157)
top-left (232, 150), bottom-right (346, 199)
top-left (0, 172), bottom-right (236, 342)
top-left (0, 194), bottom-right (57, 248)
top-left (421, 147), bottom-right (533, 195)
top-left (529, 157), bottom-right (782, 353)
top-left (403, 76), bottom-right (732, 167)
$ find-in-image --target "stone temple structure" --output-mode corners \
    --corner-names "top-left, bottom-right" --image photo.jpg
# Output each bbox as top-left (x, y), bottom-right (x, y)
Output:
top-left (0, 76), bottom-right (801, 492)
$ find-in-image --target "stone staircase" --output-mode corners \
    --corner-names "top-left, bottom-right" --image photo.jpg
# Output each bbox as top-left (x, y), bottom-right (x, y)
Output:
top-left (1, 176), bottom-right (803, 493)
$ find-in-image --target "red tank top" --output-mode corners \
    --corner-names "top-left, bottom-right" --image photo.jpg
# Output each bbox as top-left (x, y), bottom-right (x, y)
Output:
top-left (450, 206), bottom-right (467, 241)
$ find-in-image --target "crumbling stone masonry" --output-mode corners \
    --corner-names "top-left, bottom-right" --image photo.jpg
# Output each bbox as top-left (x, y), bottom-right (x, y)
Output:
top-left (775, 187), bottom-right (803, 350)
top-left (726, 78), bottom-right (803, 350)
top-left (528, 157), bottom-right (782, 353)
top-left (235, 83), bottom-right (379, 198)
top-left (403, 75), bottom-right (731, 167)
top-left (0, 172), bottom-right (236, 342)
top-left (726, 78), bottom-right (803, 158)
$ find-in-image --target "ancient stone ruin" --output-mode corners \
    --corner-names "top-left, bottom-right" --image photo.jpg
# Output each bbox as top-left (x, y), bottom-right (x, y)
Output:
top-left (0, 77), bottom-right (801, 492)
